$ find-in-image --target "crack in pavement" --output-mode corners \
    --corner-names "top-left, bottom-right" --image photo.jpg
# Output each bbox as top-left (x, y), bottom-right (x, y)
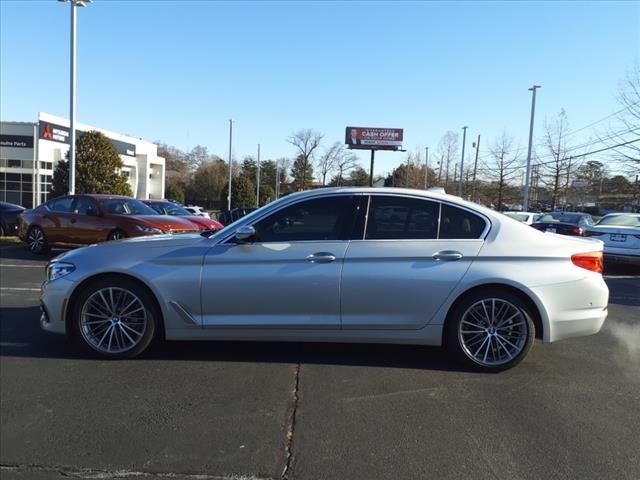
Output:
top-left (0, 464), bottom-right (272, 480)
top-left (280, 362), bottom-right (301, 480)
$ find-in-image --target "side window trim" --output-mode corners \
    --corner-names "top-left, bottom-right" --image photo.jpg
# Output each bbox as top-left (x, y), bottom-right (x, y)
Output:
top-left (359, 193), bottom-right (490, 241)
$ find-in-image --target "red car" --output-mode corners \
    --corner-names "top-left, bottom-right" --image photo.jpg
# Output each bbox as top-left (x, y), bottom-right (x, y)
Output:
top-left (142, 199), bottom-right (223, 231)
top-left (18, 194), bottom-right (200, 254)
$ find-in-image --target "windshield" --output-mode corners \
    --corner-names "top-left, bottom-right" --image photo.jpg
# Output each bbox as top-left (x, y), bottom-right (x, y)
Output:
top-left (149, 202), bottom-right (193, 216)
top-left (98, 198), bottom-right (158, 215)
top-left (597, 214), bottom-right (640, 227)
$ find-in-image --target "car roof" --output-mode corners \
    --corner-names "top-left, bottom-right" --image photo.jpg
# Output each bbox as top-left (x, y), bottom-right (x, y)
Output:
top-left (82, 194), bottom-right (133, 200)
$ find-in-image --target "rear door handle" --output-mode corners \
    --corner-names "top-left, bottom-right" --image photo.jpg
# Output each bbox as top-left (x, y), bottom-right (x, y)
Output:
top-left (306, 252), bottom-right (336, 264)
top-left (433, 250), bottom-right (463, 261)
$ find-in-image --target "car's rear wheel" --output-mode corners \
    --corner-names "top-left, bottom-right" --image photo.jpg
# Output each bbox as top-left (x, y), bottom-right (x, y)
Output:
top-left (446, 289), bottom-right (535, 372)
top-left (26, 226), bottom-right (50, 254)
top-left (73, 277), bottom-right (158, 359)
top-left (107, 229), bottom-right (127, 241)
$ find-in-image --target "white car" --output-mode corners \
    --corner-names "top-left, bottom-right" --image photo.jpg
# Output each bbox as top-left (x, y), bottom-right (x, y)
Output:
top-left (185, 205), bottom-right (210, 219)
top-left (39, 188), bottom-right (609, 371)
top-left (584, 213), bottom-right (640, 267)
top-left (504, 211), bottom-right (543, 225)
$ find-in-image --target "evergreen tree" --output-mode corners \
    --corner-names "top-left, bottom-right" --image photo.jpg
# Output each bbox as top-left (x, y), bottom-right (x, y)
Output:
top-left (291, 154), bottom-right (314, 191)
top-left (51, 130), bottom-right (132, 197)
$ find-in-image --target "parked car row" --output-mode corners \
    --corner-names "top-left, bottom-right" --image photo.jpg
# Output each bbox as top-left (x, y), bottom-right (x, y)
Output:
top-left (504, 210), bottom-right (640, 268)
top-left (17, 194), bottom-right (223, 254)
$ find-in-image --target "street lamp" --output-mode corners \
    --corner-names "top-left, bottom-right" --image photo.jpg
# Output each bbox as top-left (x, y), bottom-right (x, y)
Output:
top-left (458, 126), bottom-right (468, 196)
top-left (59, 0), bottom-right (91, 195)
top-left (523, 85), bottom-right (541, 212)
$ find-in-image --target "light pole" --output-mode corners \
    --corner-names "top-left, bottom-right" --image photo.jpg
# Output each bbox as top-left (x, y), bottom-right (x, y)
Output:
top-left (471, 134), bottom-right (481, 201)
top-left (59, 0), bottom-right (91, 195)
top-left (424, 146), bottom-right (429, 189)
top-left (227, 119), bottom-right (233, 211)
top-left (256, 144), bottom-right (261, 208)
top-left (523, 85), bottom-right (541, 211)
top-left (458, 126), bottom-right (468, 196)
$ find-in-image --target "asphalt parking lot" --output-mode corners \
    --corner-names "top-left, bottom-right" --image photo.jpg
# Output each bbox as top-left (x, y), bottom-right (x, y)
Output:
top-left (1, 244), bottom-right (639, 480)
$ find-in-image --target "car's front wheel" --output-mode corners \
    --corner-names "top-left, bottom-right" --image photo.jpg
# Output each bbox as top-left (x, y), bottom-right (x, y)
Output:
top-left (73, 277), bottom-right (158, 359)
top-left (446, 289), bottom-right (535, 372)
top-left (107, 229), bottom-right (127, 241)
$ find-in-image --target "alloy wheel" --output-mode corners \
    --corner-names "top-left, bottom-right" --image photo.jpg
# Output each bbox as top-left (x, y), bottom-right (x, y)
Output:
top-left (27, 227), bottom-right (45, 253)
top-left (458, 298), bottom-right (529, 367)
top-left (79, 287), bottom-right (148, 354)
top-left (109, 231), bottom-right (126, 241)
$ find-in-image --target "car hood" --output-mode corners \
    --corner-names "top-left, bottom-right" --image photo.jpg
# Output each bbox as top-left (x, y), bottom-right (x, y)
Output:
top-left (120, 215), bottom-right (199, 232)
top-left (180, 215), bottom-right (223, 230)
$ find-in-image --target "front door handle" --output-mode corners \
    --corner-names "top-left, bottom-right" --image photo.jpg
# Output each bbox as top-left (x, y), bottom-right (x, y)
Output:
top-left (433, 250), bottom-right (463, 261)
top-left (306, 252), bottom-right (336, 264)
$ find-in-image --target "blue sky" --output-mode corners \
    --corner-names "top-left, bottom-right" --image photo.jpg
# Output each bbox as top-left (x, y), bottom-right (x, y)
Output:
top-left (1, 0), bottom-right (639, 177)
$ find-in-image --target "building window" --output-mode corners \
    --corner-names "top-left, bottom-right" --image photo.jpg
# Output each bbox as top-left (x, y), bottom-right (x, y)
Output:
top-left (0, 171), bottom-right (34, 208)
top-left (7, 159), bottom-right (22, 168)
top-left (40, 161), bottom-right (54, 170)
top-left (39, 174), bottom-right (52, 204)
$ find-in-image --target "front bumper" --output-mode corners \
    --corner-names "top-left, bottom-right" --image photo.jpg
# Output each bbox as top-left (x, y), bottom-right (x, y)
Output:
top-left (40, 277), bottom-right (76, 335)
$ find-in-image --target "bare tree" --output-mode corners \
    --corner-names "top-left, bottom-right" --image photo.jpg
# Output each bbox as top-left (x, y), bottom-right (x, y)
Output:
top-left (334, 152), bottom-right (359, 186)
top-left (287, 129), bottom-right (324, 189)
top-left (483, 131), bottom-right (522, 210)
top-left (540, 110), bottom-right (574, 209)
top-left (600, 63), bottom-right (640, 175)
top-left (317, 142), bottom-right (344, 186)
top-left (436, 131), bottom-right (459, 190)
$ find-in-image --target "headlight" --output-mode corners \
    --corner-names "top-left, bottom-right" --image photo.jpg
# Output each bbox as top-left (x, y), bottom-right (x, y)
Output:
top-left (134, 224), bottom-right (163, 234)
top-left (46, 262), bottom-right (76, 281)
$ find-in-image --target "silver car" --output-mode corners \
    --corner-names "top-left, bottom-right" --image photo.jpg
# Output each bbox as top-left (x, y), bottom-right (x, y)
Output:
top-left (40, 188), bottom-right (609, 372)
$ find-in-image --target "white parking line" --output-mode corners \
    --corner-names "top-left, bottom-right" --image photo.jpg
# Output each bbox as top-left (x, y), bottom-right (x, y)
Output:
top-left (0, 287), bottom-right (40, 292)
top-left (0, 264), bottom-right (43, 268)
top-left (0, 342), bottom-right (28, 348)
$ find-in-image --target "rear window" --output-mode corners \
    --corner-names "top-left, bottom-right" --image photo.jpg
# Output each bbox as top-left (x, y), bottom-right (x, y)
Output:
top-left (597, 214), bottom-right (640, 227)
top-left (98, 198), bottom-right (158, 215)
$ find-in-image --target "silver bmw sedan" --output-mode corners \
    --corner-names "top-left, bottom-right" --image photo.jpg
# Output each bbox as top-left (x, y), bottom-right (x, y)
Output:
top-left (40, 188), bottom-right (609, 372)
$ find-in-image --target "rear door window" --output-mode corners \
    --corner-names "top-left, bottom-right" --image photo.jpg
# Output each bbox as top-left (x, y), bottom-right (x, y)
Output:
top-left (439, 204), bottom-right (487, 239)
top-left (365, 195), bottom-right (439, 240)
top-left (48, 196), bottom-right (74, 213)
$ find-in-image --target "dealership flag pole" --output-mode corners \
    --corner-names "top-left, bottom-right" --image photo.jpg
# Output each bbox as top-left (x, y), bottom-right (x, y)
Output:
top-left (227, 119), bottom-right (233, 211)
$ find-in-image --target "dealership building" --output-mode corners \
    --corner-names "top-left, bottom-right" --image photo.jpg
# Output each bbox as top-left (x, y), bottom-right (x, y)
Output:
top-left (0, 112), bottom-right (165, 208)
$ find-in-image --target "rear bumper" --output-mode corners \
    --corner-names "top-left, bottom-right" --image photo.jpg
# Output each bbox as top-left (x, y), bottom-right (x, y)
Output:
top-left (531, 272), bottom-right (609, 343)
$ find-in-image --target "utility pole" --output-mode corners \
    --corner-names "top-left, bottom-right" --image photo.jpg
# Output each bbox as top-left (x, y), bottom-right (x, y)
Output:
top-left (454, 163), bottom-right (458, 187)
top-left (227, 119), bottom-right (233, 211)
top-left (424, 146), bottom-right (429, 189)
top-left (368, 150), bottom-right (375, 187)
top-left (523, 85), bottom-right (541, 211)
top-left (471, 135), bottom-right (481, 201)
top-left (275, 162), bottom-right (280, 200)
top-left (256, 144), bottom-right (261, 208)
top-left (458, 126), bottom-right (468, 196)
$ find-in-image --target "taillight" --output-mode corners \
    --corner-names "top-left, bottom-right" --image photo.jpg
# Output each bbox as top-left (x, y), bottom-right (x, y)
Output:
top-left (568, 226), bottom-right (583, 235)
top-left (584, 231), bottom-right (603, 237)
top-left (571, 251), bottom-right (603, 273)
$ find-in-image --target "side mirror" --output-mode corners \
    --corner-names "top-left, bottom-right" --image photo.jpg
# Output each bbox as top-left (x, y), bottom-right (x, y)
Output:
top-left (86, 207), bottom-right (100, 217)
top-left (235, 225), bottom-right (256, 243)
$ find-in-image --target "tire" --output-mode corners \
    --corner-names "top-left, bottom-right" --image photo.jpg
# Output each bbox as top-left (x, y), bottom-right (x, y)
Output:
top-left (26, 226), bottom-right (50, 254)
top-left (72, 277), bottom-right (159, 359)
top-left (0, 224), bottom-right (5, 236)
top-left (445, 289), bottom-right (535, 372)
top-left (107, 229), bottom-right (127, 241)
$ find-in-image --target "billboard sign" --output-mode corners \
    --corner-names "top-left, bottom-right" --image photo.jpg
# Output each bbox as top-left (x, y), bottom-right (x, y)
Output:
top-left (345, 126), bottom-right (403, 150)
